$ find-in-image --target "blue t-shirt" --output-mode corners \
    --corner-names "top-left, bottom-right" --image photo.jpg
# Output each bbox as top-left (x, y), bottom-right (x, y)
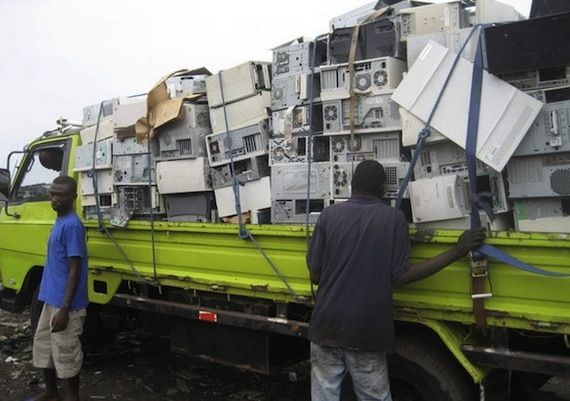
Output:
top-left (39, 212), bottom-right (89, 311)
top-left (306, 195), bottom-right (411, 352)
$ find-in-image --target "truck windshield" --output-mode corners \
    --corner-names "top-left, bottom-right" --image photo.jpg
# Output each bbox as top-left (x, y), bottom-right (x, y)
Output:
top-left (13, 146), bottom-right (67, 203)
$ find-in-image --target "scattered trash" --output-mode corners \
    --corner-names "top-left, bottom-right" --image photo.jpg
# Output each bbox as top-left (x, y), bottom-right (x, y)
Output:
top-left (288, 371), bottom-right (298, 382)
top-left (175, 377), bottom-right (190, 393)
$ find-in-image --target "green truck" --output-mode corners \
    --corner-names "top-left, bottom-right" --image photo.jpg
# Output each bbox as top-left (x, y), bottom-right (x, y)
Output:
top-left (1, 123), bottom-right (569, 400)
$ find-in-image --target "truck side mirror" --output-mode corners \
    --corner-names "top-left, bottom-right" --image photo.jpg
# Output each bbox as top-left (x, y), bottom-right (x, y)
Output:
top-left (0, 168), bottom-right (9, 200)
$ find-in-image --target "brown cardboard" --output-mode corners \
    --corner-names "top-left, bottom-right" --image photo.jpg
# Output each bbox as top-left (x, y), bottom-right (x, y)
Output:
top-left (135, 67), bottom-right (211, 142)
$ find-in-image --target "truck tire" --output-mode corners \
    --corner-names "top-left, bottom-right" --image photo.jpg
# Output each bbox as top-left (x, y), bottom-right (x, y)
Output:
top-left (388, 335), bottom-right (478, 401)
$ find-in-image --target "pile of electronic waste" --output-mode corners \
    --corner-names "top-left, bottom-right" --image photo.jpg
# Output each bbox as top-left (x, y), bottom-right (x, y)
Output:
top-left (77, 0), bottom-right (570, 232)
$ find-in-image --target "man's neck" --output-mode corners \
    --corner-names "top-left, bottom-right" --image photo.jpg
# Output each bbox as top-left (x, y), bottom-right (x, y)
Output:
top-left (352, 191), bottom-right (383, 200)
top-left (57, 209), bottom-right (73, 218)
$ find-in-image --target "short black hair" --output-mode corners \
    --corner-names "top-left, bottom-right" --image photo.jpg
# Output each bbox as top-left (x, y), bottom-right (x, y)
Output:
top-left (351, 160), bottom-right (386, 197)
top-left (52, 175), bottom-right (78, 195)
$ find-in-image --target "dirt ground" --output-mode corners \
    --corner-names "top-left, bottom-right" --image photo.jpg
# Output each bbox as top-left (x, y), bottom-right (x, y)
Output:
top-left (0, 308), bottom-right (311, 401)
top-left (2, 308), bottom-right (570, 401)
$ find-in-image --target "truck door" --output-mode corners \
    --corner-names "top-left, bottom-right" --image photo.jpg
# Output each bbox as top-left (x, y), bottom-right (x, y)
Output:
top-left (0, 139), bottom-right (73, 311)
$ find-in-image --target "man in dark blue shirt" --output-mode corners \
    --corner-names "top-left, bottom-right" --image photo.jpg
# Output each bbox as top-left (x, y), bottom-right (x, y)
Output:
top-left (306, 160), bottom-right (484, 401)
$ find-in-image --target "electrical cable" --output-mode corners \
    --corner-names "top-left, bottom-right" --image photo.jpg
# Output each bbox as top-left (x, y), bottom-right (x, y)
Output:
top-left (218, 68), bottom-right (309, 305)
top-left (307, 34), bottom-right (328, 303)
top-left (218, 71), bottom-right (247, 239)
top-left (146, 130), bottom-right (159, 285)
top-left (242, 229), bottom-right (309, 305)
top-left (90, 100), bottom-right (159, 288)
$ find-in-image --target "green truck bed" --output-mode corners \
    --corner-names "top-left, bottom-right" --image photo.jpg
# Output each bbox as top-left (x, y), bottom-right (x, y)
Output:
top-left (84, 219), bottom-right (570, 335)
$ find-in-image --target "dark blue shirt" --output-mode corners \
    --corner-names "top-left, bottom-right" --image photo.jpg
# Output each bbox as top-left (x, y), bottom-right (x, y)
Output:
top-left (306, 195), bottom-right (411, 351)
top-left (39, 212), bottom-right (89, 311)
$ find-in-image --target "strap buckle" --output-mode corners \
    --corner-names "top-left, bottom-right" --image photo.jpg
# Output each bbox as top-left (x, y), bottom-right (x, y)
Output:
top-left (469, 251), bottom-right (492, 300)
top-left (469, 251), bottom-right (488, 278)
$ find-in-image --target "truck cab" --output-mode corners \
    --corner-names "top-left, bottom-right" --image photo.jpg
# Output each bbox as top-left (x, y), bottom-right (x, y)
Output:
top-left (0, 128), bottom-right (78, 313)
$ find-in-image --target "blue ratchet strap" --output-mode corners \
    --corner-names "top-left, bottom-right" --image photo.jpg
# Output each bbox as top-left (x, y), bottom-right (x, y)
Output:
top-left (479, 244), bottom-right (570, 277)
top-left (396, 127), bottom-right (431, 209)
top-left (465, 31), bottom-right (494, 229)
top-left (465, 36), bottom-right (493, 330)
top-left (465, 27), bottom-right (570, 278)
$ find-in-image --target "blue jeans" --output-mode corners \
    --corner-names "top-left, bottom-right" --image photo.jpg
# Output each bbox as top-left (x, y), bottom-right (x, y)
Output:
top-left (311, 342), bottom-right (393, 401)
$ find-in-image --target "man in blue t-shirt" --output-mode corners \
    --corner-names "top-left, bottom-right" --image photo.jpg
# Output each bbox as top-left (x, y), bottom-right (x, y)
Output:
top-left (32, 175), bottom-right (89, 401)
top-left (306, 160), bottom-right (484, 401)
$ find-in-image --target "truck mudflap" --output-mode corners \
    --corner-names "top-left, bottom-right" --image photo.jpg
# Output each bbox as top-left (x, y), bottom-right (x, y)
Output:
top-left (462, 344), bottom-right (570, 378)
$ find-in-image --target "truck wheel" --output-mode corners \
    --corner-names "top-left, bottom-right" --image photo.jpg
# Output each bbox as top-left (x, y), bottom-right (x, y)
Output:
top-left (388, 336), bottom-right (478, 401)
top-left (30, 286), bottom-right (44, 336)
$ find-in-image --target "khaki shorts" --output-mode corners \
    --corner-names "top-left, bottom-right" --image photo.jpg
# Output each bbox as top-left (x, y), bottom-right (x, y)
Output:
top-left (33, 304), bottom-right (87, 379)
